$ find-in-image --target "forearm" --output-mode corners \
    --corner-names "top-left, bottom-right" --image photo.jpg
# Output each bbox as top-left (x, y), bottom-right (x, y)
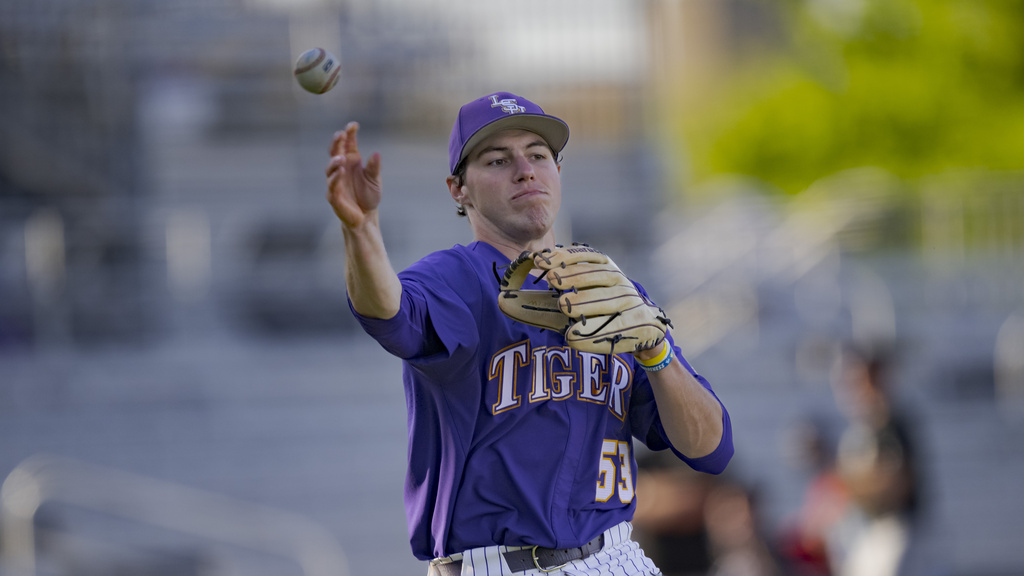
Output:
top-left (643, 355), bottom-right (725, 459)
top-left (342, 215), bottom-right (402, 319)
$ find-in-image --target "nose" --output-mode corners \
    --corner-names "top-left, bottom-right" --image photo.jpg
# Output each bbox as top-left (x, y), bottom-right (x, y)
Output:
top-left (513, 154), bottom-right (535, 181)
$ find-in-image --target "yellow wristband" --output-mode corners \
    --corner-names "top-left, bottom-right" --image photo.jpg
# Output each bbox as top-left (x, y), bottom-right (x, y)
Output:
top-left (638, 341), bottom-right (673, 372)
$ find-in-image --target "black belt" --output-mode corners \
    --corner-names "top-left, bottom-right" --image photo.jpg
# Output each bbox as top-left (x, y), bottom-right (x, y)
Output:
top-left (432, 534), bottom-right (604, 575)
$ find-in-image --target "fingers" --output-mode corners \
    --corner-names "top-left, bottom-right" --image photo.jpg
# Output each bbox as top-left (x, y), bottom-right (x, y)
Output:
top-left (326, 162), bottom-right (343, 190)
top-left (326, 121), bottom-right (381, 197)
top-left (365, 152), bottom-right (382, 181)
top-left (326, 149), bottom-right (379, 183)
top-left (325, 154), bottom-right (345, 178)
top-left (344, 121), bottom-right (359, 156)
top-left (329, 128), bottom-right (345, 158)
top-left (328, 121), bottom-right (360, 157)
top-left (328, 121), bottom-right (367, 163)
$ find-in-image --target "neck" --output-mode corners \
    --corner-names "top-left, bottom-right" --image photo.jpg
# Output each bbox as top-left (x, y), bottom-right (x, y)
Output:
top-left (476, 232), bottom-right (556, 261)
top-left (468, 218), bottom-right (556, 260)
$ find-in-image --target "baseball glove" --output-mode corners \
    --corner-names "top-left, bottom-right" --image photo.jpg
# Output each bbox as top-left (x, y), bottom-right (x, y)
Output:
top-left (497, 244), bottom-right (673, 355)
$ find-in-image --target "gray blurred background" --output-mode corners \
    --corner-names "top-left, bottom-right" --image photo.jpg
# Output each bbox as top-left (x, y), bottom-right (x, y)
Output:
top-left (1, 0), bottom-right (1023, 575)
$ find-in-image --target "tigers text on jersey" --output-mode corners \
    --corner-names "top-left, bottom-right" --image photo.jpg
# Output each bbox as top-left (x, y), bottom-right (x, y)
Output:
top-left (351, 241), bottom-right (733, 561)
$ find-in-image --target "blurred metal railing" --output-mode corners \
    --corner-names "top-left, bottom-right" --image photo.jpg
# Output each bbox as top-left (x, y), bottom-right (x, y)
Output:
top-left (658, 169), bottom-right (902, 357)
top-left (0, 454), bottom-right (350, 576)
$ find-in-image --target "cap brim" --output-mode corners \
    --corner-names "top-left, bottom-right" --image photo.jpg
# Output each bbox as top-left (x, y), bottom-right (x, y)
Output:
top-left (456, 114), bottom-right (569, 172)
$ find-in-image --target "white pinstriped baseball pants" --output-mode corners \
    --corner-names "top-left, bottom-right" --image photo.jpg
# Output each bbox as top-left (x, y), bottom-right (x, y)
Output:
top-left (427, 521), bottom-right (662, 576)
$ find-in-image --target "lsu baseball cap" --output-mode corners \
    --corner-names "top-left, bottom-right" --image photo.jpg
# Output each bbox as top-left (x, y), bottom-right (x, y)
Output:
top-left (448, 92), bottom-right (570, 174)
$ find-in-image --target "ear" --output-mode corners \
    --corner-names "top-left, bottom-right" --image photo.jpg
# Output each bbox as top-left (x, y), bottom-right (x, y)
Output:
top-left (446, 175), bottom-right (467, 205)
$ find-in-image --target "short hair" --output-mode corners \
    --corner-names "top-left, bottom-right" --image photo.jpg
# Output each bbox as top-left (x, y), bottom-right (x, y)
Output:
top-left (452, 160), bottom-right (469, 217)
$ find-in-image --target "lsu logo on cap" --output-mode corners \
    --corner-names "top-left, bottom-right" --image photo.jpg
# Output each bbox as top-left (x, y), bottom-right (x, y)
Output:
top-left (489, 95), bottom-right (526, 114)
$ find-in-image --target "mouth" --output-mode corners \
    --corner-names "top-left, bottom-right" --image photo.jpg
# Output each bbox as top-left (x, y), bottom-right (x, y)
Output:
top-left (512, 189), bottom-right (547, 201)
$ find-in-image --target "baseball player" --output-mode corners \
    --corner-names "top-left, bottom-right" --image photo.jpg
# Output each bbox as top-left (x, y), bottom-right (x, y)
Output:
top-left (325, 92), bottom-right (734, 576)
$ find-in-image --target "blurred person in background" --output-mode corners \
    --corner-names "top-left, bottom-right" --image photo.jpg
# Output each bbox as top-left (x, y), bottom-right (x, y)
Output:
top-left (632, 450), bottom-right (788, 576)
top-left (826, 344), bottom-right (929, 576)
top-left (775, 415), bottom-right (850, 576)
top-left (703, 479), bottom-right (783, 576)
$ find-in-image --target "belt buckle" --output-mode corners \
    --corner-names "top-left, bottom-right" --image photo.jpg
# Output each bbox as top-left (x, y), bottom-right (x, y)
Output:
top-left (430, 554), bottom-right (461, 566)
top-left (531, 545), bottom-right (569, 573)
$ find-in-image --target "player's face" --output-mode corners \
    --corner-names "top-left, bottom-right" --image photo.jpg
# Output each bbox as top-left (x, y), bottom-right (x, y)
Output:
top-left (456, 129), bottom-right (562, 245)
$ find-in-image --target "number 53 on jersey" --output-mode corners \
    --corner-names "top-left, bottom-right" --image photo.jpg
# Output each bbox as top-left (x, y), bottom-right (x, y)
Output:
top-left (595, 440), bottom-right (635, 503)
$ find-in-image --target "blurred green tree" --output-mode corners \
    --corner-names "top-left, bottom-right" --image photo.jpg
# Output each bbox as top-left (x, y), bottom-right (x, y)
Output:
top-left (670, 0), bottom-right (1024, 196)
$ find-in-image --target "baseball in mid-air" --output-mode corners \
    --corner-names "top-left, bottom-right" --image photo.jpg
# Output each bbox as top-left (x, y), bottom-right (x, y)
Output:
top-left (293, 47), bottom-right (341, 94)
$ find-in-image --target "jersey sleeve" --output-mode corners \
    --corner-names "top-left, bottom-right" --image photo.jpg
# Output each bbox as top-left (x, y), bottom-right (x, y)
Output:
top-left (627, 283), bottom-right (734, 475)
top-left (349, 248), bottom-right (484, 368)
top-left (627, 336), bottom-right (734, 475)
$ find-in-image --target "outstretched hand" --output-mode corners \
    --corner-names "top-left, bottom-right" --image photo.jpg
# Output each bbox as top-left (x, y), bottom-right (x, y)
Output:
top-left (326, 122), bottom-right (382, 229)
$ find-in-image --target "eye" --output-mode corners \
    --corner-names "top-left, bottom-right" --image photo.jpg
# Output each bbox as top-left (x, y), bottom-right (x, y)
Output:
top-left (488, 158), bottom-right (508, 166)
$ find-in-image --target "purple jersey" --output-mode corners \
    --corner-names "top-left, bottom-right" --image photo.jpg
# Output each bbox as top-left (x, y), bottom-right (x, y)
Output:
top-left (351, 241), bottom-right (733, 561)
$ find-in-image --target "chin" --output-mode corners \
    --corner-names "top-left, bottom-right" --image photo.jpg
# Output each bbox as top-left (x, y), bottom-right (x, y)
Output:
top-left (522, 212), bottom-right (556, 238)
